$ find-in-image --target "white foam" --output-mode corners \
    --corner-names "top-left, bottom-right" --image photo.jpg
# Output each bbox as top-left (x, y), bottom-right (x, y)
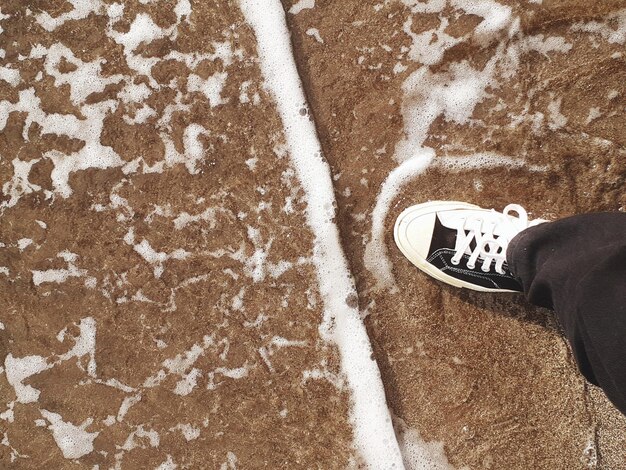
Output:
top-left (173, 207), bottom-right (218, 229)
top-left (547, 95), bottom-right (567, 130)
top-left (17, 238), bottom-right (33, 251)
top-left (40, 409), bottom-right (99, 459)
top-left (393, 414), bottom-right (466, 470)
top-left (523, 34), bottom-right (572, 55)
top-left (586, 107), bottom-right (602, 124)
top-left (4, 354), bottom-right (50, 403)
top-left (364, 150), bottom-right (434, 289)
top-left (289, 0), bottom-right (315, 15)
top-left (403, 16), bottom-right (461, 65)
top-left (156, 455), bottom-right (178, 470)
top-left (239, 1), bottom-right (403, 466)
top-left (119, 82), bottom-right (152, 104)
top-left (451, 0), bottom-right (513, 46)
top-left (182, 123), bottom-right (210, 173)
top-left (174, 368), bottom-right (201, 395)
top-left (57, 317), bottom-right (97, 377)
top-left (0, 66), bottom-right (20, 86)
top-left (401, 0), bottom-right (445, 14)
top-left (106, 2), bottom-right (198, 80)
top-left (0, 85), bottom-right (125, 198)
top-left (32, 251), bottom-right (88, 286)
top-left (119, 425), bottom-right (160, 454)
top-left (1, 157), bottom-right (41, 209)
top-left (207, 364), bottom-right (250, 390)
top-left (220, 452), bottom-right (238, 470)
top-left (170, 423), bottom-right (200, 441)
top-left (164, 41), bottom-right (234, 69)
top-left (214, 366), bottom-right (248, 380)
top-left (43, 43), bottom-right (123, 106)
top-left (187, 73), bottom-right (228, 107)
top-left (115, 13), bottom-right (166, 52)
top-left (571, 9), bottom-right (626, 45)
top-left (35, 0), bottom-right (102, 31)
top-left (245, 148), bottom-right (258, 169)
top-left (124, 233), bottom-right (190, 278)
top-left (141, 335), bottom-right (214, 393)
top-left (117, 394), bottom-right (142, 422)
top-left (5, 317), bottom-right (98, 404)
top-left (174, 0), bottom-right (191, 22)
top-left (306, 28), bottom-right (324, 44)
top-left (395, 56), bottom-right (501, 163)
top-left (163, 342), bottom-right (205, 375)
top-left (232, 226), bottom-right (273, 282)
top-left (433, 154), bottom-right (548, 173)
top-left (122, 104), bottom-right (157, 126)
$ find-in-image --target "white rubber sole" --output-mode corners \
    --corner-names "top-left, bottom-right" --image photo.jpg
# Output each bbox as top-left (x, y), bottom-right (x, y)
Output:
top-left (393, 201), bottom-right (518, 293)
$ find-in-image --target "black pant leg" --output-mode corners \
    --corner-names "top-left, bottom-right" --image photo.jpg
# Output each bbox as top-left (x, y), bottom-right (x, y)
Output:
top-left (506, 213), bottom-right (626, 416)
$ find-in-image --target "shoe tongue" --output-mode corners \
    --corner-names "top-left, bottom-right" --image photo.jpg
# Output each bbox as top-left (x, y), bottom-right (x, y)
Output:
top-left (428, 215), bottom-right (459, 255)
top-left (437, 210), bottom-right (466, 230)
top-left (438, 209), bottom-right (519, 238)
top-left (467, 232), bottom-right (477, 253)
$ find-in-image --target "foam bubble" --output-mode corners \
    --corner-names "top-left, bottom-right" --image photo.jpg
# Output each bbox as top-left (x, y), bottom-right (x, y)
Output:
top-left (57, 317), bottom-right (97, 377)
top-left (451, 0), bottom-right (513, 46)
top-left (171, 423), bottom-right (200, 441)
top-left (239, 1), bottom-right (404, 466)
top-left (4, 354), bottom-right (50, 403)
top-left (35, 0), bottom-right (102, 31)
top-left (31, 251), bottom-right (88, 286)
top-left (523, 34), bottom-right (573, 56)
top-left (182, 123), bottom-right (210, 173)
top-left (364, 149), bottom-right (434, 290)
top-left (393, 413), bottom-right (465, 470)
top-left (289, 0), bottom-right (315, 15)
top-left (306, 28), bottom-right (324, 44)
top-left (155, 455), bottom-right (178, 470)
top-left (40, 410), bottom-right (99, 459)
top-left (187, 73), bottom-right (228, 107)
top-left (0, 66), bottom-right (20, 86)
top-left (403, 16), bottom-right (460, 66)
top-left (571, 9), bottom-right (626, 45)
top-left (401, 0), bottom-right (445, 14)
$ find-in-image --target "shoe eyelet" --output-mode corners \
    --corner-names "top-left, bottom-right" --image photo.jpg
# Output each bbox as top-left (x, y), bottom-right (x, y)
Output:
top-left (450, 258), bottom-right (460, 266)
top-left (481, 266), bottom-right (490, 272)
top-left (466, 263), bottom-right (475, 270)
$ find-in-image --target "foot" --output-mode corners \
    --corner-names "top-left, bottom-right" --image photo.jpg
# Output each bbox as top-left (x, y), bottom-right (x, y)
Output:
top-left (393, 201), bottom-right (544, 292)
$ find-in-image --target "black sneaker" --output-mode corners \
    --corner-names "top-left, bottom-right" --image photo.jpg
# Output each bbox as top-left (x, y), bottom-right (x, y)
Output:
top-left (393, 201), bottom-right (545, 292)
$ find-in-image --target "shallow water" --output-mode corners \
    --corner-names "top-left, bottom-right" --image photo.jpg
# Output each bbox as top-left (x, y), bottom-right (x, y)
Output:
top-left (1, 0), bottom-right (625, 468)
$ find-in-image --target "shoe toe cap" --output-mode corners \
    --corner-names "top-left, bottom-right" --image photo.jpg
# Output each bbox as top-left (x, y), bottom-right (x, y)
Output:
top-left (394, 208), bottom-right (436, 262)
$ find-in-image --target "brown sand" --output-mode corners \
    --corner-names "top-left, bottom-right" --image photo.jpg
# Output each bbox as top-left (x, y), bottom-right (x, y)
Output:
top-left (1, 0), bottom-right (625, 468)
top-left (0, 1), bottom-right (353, 468)
top-left (284, 0), bottom-right (625, 468)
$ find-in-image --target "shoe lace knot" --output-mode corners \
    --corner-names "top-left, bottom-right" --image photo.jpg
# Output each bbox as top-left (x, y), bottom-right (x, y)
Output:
top-left (450, 204), bottom-right (541, 275)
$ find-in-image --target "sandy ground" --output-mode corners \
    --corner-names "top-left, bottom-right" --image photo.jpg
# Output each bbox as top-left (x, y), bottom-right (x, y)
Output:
top-left (284, 0), bottom-right (626, 468)
top-left (1, 0), bottom-right (626, 468)
top-left (0, 1), bottom-right (354, 468)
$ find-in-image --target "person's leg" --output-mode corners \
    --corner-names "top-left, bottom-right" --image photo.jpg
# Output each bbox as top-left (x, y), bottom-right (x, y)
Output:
top-left (507, 213), bottom-right (626, 415)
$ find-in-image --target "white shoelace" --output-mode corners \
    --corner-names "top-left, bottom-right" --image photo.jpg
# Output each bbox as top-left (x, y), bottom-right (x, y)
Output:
top-left (450, 204), bottom-right (542, 275)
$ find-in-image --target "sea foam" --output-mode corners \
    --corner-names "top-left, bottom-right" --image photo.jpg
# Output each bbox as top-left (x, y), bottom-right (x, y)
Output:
top-left (239, 1), bottom-right (404, 467)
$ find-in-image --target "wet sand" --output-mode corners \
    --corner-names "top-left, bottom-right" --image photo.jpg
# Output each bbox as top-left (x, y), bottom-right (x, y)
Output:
top-left (1, 0), bottom-right (625, 468)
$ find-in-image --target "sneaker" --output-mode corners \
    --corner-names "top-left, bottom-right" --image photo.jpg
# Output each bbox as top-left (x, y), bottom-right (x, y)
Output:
top-left (393, 201), bottom-right (544, 292)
